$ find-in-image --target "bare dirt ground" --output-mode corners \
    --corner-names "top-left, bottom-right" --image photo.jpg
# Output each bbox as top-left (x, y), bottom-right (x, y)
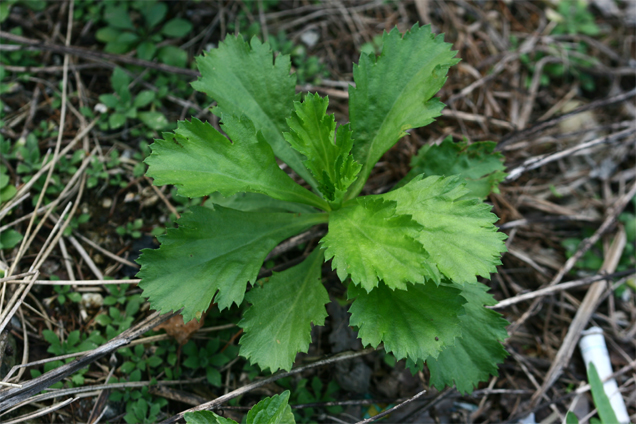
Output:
top-left (0, 1), bottom-right (634, 423)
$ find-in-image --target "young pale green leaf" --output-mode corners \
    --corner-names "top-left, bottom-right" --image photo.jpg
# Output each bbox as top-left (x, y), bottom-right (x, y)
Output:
top-left (587, 363), bottom-right (619, 424)
top-left (192, 36), bottom-right (315, 189)
top-left (426, 282), bottom-right (509, 394)
top-left (185, 410), bottom-right (237, 424)
top-left (246, 391), bottom-right (295, 424)
top-left (145, 117), bottom-right (328, 210)
top-left (399, 136), bottom-right (507, 198)
top-left (383, 175), bottom-right (506, 284)
top-left (283, 93), bottom-right (361, 204)
top-left (239, 249), bottom-right (329, 372)
top-left (137, 206), bottom-right (327, 323)
top-left (347, 24), bottom-right (460, 198)
top-left (348, 282), bottom-right (465, 361)
top-left (320, 197), bottom-right (438, 292)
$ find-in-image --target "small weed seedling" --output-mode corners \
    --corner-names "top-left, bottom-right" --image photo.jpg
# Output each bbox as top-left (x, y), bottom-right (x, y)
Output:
top-left (95, 1), bottom-right (191, 67)
top-left (278, 377), bottom-right (342, 423)
top-left (116, 218), bottom-right (144, 239)
top-left (53, 284), bottom-right (82, 306)
top-left (32, 329), bottom-right (104, 388)
top-left (95, 284), bottom-right (142, 340)
top-left (182, 338), bottom-right (235, 386)
top-left (98, 67), bottom-right (169, 131)
top-left (139, 25), bottom-right (510, 394)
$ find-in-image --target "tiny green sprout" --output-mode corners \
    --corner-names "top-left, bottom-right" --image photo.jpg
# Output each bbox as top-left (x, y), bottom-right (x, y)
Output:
top-left (98, 68), bottom-right (169, 131)
top-left (95, 1), bottom-right (191, 67)
top-left (53, 284), bottom-right (82, 305)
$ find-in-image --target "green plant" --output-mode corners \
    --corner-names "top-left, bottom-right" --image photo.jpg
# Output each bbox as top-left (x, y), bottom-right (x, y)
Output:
top-left (109, 375), bottom-right (167, 423)
top-left (109, 343), bottom-right (171, 423)
top-left (0, 229), bottom-right (22, 250)
top-left (0, 166), bottom-right (16, 203)
top-left (95, 1), bottom-right (191, 67)
top-left (564, 363), bottom-right (619, 424)
top-left (182, 338), bottom-right (235, 386)
top-left (117, 218), bottom-right (144, 239)
top-left (53, 284), bottom-right (82, 305)
top-left (98, 67), bottom-right (169, 131)
top-left (551, 0), bottom-right (599, 37)
top-left (138, 25), bottom-right (509, 394)
top-left (0, 0), bottom-right (46, 23)
top-left (32, 329), bottom-right (104, 388)
top-left (95, 284), bottom-right (142, 340)
top-left (277, 377), bottom-right (341, 423)
top-left (153, 339), bottom-right (181, 380)
top-left (185, 390), bottom-right (294, 424)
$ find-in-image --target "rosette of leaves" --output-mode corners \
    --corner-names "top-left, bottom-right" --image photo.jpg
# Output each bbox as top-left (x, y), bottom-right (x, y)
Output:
top-left (138, 24), bottom-right (509, 394)
top-left (95, 1), bottom-right (192, 67)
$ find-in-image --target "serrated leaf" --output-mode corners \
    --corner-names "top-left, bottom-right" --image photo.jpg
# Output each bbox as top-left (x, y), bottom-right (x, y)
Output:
top-left (426, 282), bottom-right (509, 394)
top-left (320, 197), bottom-right (437, 292)
top-left (348, 282), bottom-right (465, 361)
top-left (146, 117), bottom-right (327, 210)
top-left (185, 410), bottom-right (237, 424)
top-left (137, 206), bottom-right (327, 322)
top-left (347, 24), bottom-right (460, 198)
top-left (192, 36), bottom-right (315, 189)
top-left (399, 136), bottom-right (506, 198)
top-left (246, 391), bottom-right (295, 424)
top-left (283, 93), bottom-right (360, 204)
top-left (383, 175), bottom-right (506, 284)
top-left (239, 249), bottom-right (329, 372)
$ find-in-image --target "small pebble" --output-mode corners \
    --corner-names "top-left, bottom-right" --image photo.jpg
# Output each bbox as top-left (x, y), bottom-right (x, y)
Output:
top-left (300, 30), bottom-right (319, 47)
top-left (81, 293), bottom-right (104, 309)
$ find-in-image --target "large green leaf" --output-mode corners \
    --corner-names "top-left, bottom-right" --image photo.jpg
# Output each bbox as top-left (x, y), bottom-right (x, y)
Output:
top-left (205, 192), bottom-right (317, 214)
top-left (283, 93), bottom-right (360, 205)
top-left (137, 206), bottom-right (327, 322)
top-left (145, 117), bottom-right (327, 210)
top-left (347, 24), bottom-right (459, 198)
top-left (348, 282), bottom-right (465, 361)
top-left (320, 197), bottom-right (438, 292)
top-left (399, 136), bottom-right (507, 198)
top-left (239, 249), bottom-right (329, 372)
top-left (426, 282), bottom-right (509, 394)
top-left (192, 36), bottom-right (315, 189)
top-left (383, 175), bottom-right (506, 284)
